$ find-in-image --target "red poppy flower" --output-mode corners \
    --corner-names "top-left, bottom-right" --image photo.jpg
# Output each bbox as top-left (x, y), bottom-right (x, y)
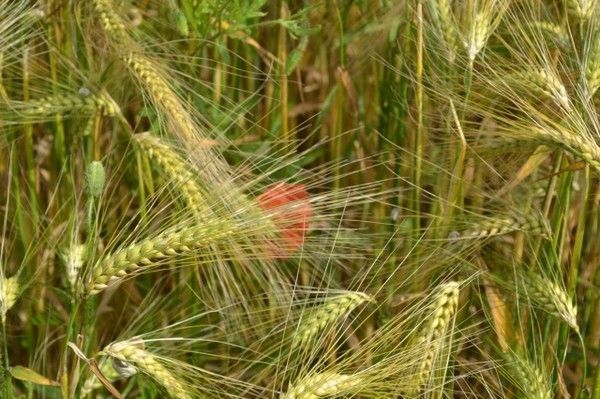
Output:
top-left (257, 183), bottom-right (312, 259)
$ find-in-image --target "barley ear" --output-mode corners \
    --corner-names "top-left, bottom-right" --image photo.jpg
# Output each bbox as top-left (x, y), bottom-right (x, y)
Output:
top-left (0, 276), bottom-right (19, 323)
top-left (465, 9), bottom-right (492, 60)
top-left (567, 0), bottom-right (596, 19)
top-left (61, 244), bottom-right (87, 292)
top-left (282, 371), bottom-right (363, 399)
top-left (532, 22), bottom-right (569, 48)
top-left (586, 30), bottom-right (600, 97)
top-left (291, 291), bottom-right (372, 350)
top-left (133, 133), bottom-right (211, 218)
top-left (459, 212), bottom-right (550, 241)
top-left (81, 356), bottom-right (130, 396)
top-left (512, 69), bottom-right (570, 109)
top-left (523, 273), bottom-right (578, 331)
top-left (104, 341), bottom-right (191, 399)
top-left (504, 352), bottom-right (552, 399)
top-left (84, 220), bottom-right (236, 296)
top-left (408, 281), bottom-right (460, 396)
top-left (428, 0), bottom-right (459, 61)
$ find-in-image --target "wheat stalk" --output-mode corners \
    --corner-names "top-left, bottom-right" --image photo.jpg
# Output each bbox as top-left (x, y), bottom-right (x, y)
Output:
top-left (104, 341), bottom-right (191, 399)
top-left (408, 281), bottom-right (460, 395)
top-left (84, 219), bottom-right (237, 296)
top-left (282, 371), bottom-right (363, 399)
top-left (0, 276), bottom-right (18, 323)
top-left (291, 291), bottom-right (372, 350)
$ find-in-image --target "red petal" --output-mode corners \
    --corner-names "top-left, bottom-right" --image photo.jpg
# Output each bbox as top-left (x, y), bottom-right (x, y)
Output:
top-left (258, 183), bottom-right (312, 259)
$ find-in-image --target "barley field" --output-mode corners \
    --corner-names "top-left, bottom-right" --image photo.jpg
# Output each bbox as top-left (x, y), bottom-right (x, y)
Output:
top-left (0, 1), bottom-right (599, 398)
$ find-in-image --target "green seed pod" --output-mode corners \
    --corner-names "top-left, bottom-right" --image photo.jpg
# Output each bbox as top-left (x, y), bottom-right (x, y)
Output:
top-left (173, 9), bottom-right (189, 37)
top-left (86, 161), bottom-right (106, 198)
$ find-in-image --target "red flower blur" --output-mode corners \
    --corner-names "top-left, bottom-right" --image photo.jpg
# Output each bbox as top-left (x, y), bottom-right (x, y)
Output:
top-left (257, 183), bottom-right (312, 259)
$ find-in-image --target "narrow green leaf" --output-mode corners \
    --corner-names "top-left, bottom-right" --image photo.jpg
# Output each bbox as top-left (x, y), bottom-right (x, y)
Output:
top-left (9, 366), bottom-right (60, 387)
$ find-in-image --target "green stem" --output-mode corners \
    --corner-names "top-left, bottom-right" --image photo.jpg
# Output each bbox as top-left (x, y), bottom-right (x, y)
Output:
top-left (1, 321), bottom-right (12, 399)
top-left (59, 301), bottom-right (81, 399)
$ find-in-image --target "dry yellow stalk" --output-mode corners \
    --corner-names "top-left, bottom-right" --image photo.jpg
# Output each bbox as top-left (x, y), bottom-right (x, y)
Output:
top-left (282, 371), bottom-right (363, 399)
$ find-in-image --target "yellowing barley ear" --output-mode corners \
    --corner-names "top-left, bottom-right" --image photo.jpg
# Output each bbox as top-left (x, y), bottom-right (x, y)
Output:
top-left (291, 291), bottom-right (372, 350)
top-left (0, 276), bottom-right (19, 323)
top-left (92, 0), bottom-right (128, 41)
top-left (104, 340), bottom-right (191, 399)
top-left (407, 281), bottom-right (460, 396)
top-left (523, 273), bottom-right (578, 331)
top-left (504, 352), bottom-right (552, 399)
top-left (282, 371), bottom-right (363, 399)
